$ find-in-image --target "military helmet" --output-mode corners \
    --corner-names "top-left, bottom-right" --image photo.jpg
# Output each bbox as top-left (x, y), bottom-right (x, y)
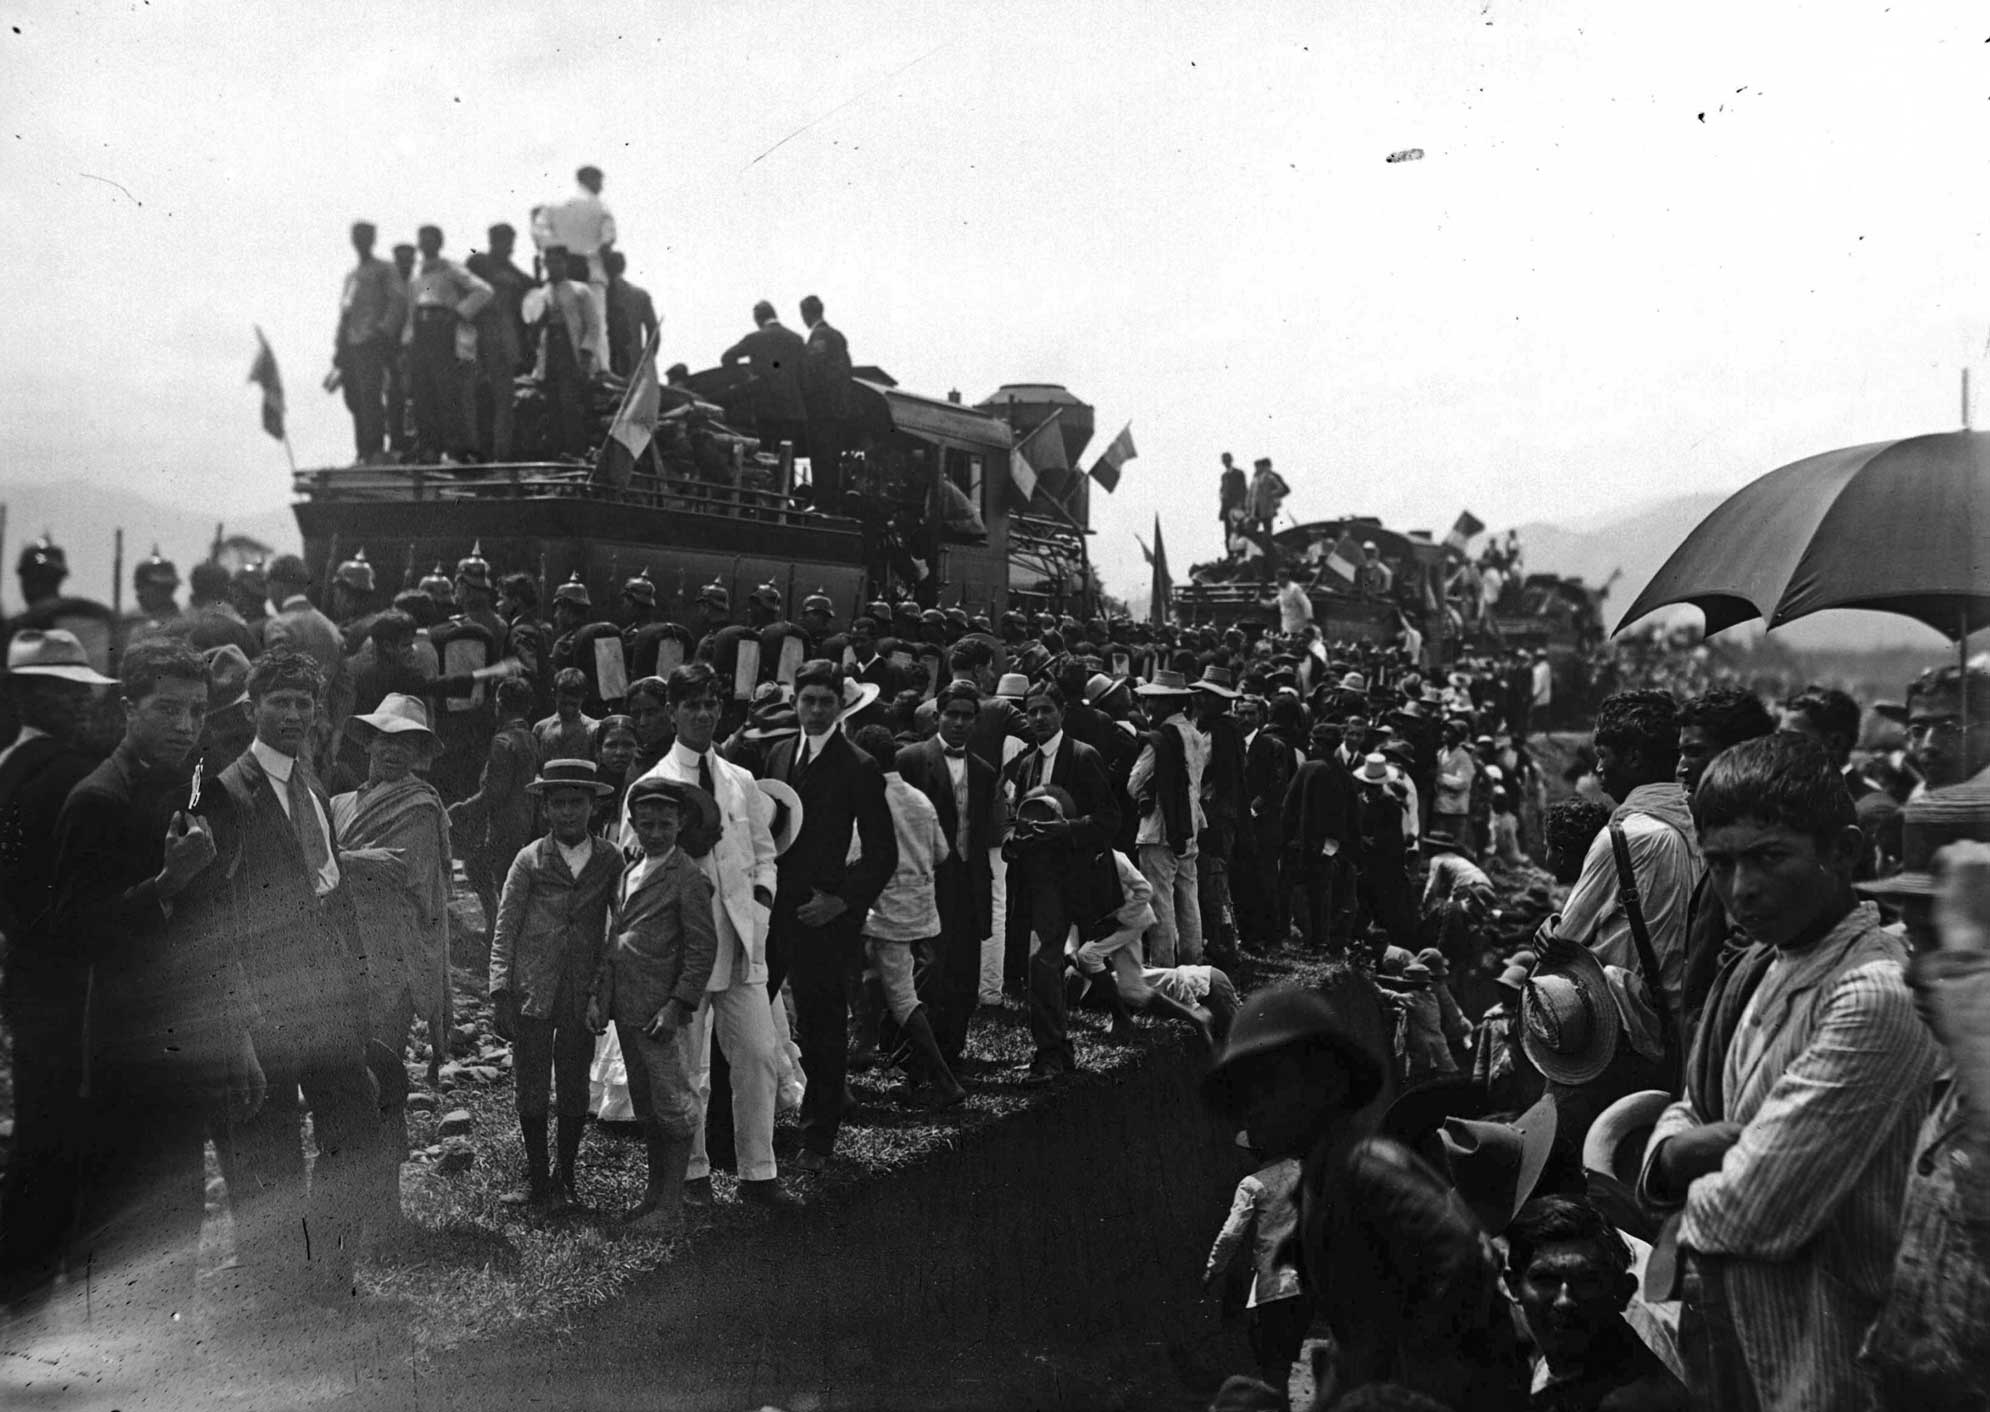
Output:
top-left (267, 553), bottom-right (311, 588)
top-left (943, 607), bottom-right (971, 631)
top-left (335, 547), bottom-right (376, 592)
top-left (801, 586), bottom-right (835, 618)
top-left (920, 608), bottom-right (945, 627)
top-left (553, 572), bottom-right (592, 607)
top-left (135, 545), bottom-right (181, 591)
top-left (748, 581), bottom-right (782, 611)
top-left (969, 613), bottom-right (992, 633)
top-left (455, 541), bottom-right (493, 592)
top-left (419, 563), bottom-right (454, 599)
top-left (695, 579), bottom-right (730, 611)
top-left (17, 534), bottom-right (66, 580)
top-left (233, 560), bottom-right (268, 597)
top-left (865, 598), bottom-right (892, 622)
top-left (622, 568), bottom-right (657, 607)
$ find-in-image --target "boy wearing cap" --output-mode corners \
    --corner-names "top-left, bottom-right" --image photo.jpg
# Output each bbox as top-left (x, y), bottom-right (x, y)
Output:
top-left (490, 759), bottom-right (623, 1208)
top-left (586, 776), bottom-right (719, 1236)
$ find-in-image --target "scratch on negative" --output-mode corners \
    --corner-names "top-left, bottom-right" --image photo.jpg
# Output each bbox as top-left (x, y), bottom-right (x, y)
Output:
top-left (744, 41), bottom-right (951, 172)
top-left (79, 172), bottom-right (141, 204)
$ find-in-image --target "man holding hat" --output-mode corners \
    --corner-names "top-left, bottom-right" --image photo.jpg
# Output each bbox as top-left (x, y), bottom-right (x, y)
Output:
top-left (1128, 669), bottom-right (1206, 965)
top-left (488, 757), bottom-right (623, 1209)
top-left (0, 629), bottom-right (117, 1298)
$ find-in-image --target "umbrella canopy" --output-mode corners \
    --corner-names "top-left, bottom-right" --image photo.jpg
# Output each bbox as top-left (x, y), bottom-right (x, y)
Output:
top-left (1614, 430), bottom-right (1990, 640)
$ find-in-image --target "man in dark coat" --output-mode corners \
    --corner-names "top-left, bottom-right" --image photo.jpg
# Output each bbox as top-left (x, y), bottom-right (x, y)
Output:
top-left (0, 631), bottom-right (117, 1301)
top-left (721, 300), bottom-right (808, 451)
top-left (896, 680), bottom-right (998, 1064)
top-left (1283, 721), bottom-right (1363, 952)
top-left (46, 639), bottom-right (263, 1316)
top-left (759, 660), bottom-right (897, 1169)
top-left (207, 647), bottom-right (382, 1298)
top-left (1000, 680), bottom-right (1121, 1081)
top-left (1195, 672), bottom-right (1248, 965)
top-left (1238, 693), bottom-right (1298, 948)
top-left (799, 294), bottom-right (855, 501)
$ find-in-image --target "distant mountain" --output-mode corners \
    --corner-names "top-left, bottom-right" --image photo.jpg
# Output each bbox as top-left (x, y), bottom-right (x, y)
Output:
top-left (0, 482), bottom-right (298, 613)
top-left (1510, 491), bottom-right (1952, 652)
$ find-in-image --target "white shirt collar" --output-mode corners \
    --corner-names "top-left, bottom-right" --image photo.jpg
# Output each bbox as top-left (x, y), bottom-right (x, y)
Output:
top-left (668, 740), bottom-right (711, 767)
top-left (1038, 731), bottom-right (1064, 759)
top-left (251, 737), bottom-right (297, 783)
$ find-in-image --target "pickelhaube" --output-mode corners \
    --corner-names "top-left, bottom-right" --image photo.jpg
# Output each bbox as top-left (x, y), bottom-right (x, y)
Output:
top-left (553, 572), bottom-right (592, 607)
top-left (335, 546), bottom-right (376, 592)
top-left (420, 563), bottom-right (455, 600)
top-left (622, 568), bottom-right (658, 607)
top-left (969, 613), bottom-right (992, 633)
top-left (865, 598), bottom-right (892, 622)
top-left (17, 533), bottom-right (66, 579)
top-left (695, 578), bottom-right (730, 611)
top-left (999, 609), bottom-right (1026, 634)
top-left (943, 607), bottom-right (970, 631)
top-left (919, 608), bottom-right (945, 627)
top-left (892, 601), bottom-right (919, 622)
top-left (800, 587), bottom-right (835, 618)
top-left (233, 560), bottom-right (268, 597)
top-left (1033, 612), bottom-right (1057, 632)
top-left (749, 581), bottom-right (782, 610)
top-left (135, 544), bottom-right (181, 590)
top-left (455, 541), bottom-right (493, 592)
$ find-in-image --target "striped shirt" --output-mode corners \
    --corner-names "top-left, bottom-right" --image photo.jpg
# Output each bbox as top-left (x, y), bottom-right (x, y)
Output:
top-left (1642, 903), bottom-right (1939, 1411)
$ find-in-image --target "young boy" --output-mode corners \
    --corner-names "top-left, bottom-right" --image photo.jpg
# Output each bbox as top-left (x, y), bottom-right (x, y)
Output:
top-left (850, 725), bottom-right (966, 1109)
top-left (533, 667), bottom-right (600, 763)
top-left (586, 776), bottom-right (719, 1237)
top-left (1203, 1152), bottom-right (1309, 1393)
top-left (489, 758), bottom-right (624, 1209)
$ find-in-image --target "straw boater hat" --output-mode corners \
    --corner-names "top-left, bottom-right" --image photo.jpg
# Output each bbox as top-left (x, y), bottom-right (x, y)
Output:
top-left (526, 758), bottom-right (614, 796)
top-left (351, 692), bottom-right (437, 742)
top-left (4, 629), bottom-right (116, 685)
top-left (1857, 775), bottom-right (1990, 900)
top-left (755, 778), bottom-right (806, 856)
top-left (1520, 944), bottom-right (1621, 1086)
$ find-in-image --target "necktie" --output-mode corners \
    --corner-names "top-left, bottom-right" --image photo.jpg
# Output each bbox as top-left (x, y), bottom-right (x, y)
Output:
top-left (698, 752), bottom-right (715, 795)
top-left (286, 763), bottom-right (333, 885)
top-left (943, 747), bottom-right (967, 759)
top-left (793, 739), bottom-right (813, 783)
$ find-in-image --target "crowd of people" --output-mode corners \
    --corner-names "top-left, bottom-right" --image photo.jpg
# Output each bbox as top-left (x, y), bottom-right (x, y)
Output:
top-left (329, 164), bottom-right (857, 479)
top-left (2, 519), bottom-right (1986, 1411)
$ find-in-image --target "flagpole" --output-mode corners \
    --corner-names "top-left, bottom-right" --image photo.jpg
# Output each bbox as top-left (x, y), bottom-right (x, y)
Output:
top-left (280, 431), bottom-right (298, 475)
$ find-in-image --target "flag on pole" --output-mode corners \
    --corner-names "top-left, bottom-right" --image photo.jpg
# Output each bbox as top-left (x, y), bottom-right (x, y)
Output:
top-left (608, 328), bottom-right (663, 459)
top-left (1140, 514), bottom-right (1172, 623)
top-left (1007, 410), bottom-right (1065, 505)
top-left (1088, 423), bottom-right (1136, 493)
top-left (1444, 510), bottom-right (1486, 553)
top-left (249, 327), bottom-right (285, 441)
top-left (1324, 532), bottom-right (1362, 583)
top-left (1009, 441), bottom-right (1039, 503)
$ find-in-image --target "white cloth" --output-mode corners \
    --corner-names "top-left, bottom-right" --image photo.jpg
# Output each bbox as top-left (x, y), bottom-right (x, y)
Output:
top-left (865, 774), bottom-right (947, 942)
top-left (0, 723), bottom-right (49, 776)
top-left (251, 738), bottom-right (339, 895)
top-left (1277, 581), bottom-right (1313, 634)
top-left (1531, 658), bottom-right (1553, 708)
top-left (943, 750), bottom-right (970, 859)
top-left (1553, 783), bottom-right (1700, 1024)
top-left (532, 188), bottom-right (617, 280)
top-left (556, 835), bottom-right (595, 879)
top-left (683, 982), bottom-right (781, 1181)
top-left (1129, 713), bottom-right (1207, 847)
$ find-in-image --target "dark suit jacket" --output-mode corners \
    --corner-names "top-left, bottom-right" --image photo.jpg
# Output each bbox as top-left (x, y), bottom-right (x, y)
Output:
top-left (966, 690), bottom-right (1029, 777)
top-left (897, 738), bottom-right (996, 937)
top-left (1283, 755), bottom-right (1362, 871)
top-left (762, 730), bottom-right (897, 919)
top-left (802, 320), bottom-right (856, 419)
top-left (721, 320), bottom-right (807, 422)
top-left (211, 747), bottom-right (369, 1057)
top-left (1000, 734), bottom-right (1121, 856)
top-left (593, 848), bottom-right (717, 1026)
top-left (1244, 728), bottom-right (1299, 853)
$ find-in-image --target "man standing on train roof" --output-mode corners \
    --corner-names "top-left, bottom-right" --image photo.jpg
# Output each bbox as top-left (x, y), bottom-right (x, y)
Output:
top-left (799, 294), bottom-right (855, 502)
top-left (722, 301), bottom-right (808, 453)
top-left (601, 250), bottom-right (656, 379)
top-left (467, 223), bottom-right (532, 464)
top-left (1219, 453), bottom-right (1247, 539)
top-left (406, 225), bottom-right (492, 465)
top-left (333, 221), bottom-right (406, 467)
top-left (531, 164), bottom-right (616, 291)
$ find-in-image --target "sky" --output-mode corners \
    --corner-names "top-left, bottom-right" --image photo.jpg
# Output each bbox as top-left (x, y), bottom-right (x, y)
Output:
top-left (3, 0), bottom-right (1987, 624)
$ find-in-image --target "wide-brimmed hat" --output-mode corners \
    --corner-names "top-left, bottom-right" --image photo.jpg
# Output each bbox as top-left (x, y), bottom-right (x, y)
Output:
top-left (1355, 752), bottom-right (1391, 785)
top-left (4, 628), bottom-right (115, 685)
top-left (1582, 1088), bottom-right (1672, 1243)
top-left (1520, 944), bottom-right (1621, 1086)
top-left (350, 691), bottom-right (437, 741)
top-left (1136, 669), bottom-right (1192, 697)
top-left (755, 777), bottom-right (805, 856)
top-left (1084, 672), bottom-right (1129, 707)
top-left (1194, 666), bottom-right (1240, 699)
top-left (204, 643), bottom-right (252, 711)
top-left (841, 677), bottom-right (883, 717)
top-left (1202, 985), bottom-right (1387, 1117)
top-left (742, 704), bottom-right (801, 741)
top-left (1496, 949), bottom-right (1538, 993)
top-left (1414, 947), bottom-right (1450, 979)
top-left (528, 757), bottom-right (614, 796)
top-left (1857, 775), bottom-right (1990, 899)
top-left (625, 775), bottom-right (722, 856)
top-left (994, 671), bottom-right (1030, 701)
top-left (1438, 1091), bottom-right (1559, 1236)
top-left (1380, 1076), bottom-right (1490, 1157)
top-left (1339, 671), bottom-right (1368, 693)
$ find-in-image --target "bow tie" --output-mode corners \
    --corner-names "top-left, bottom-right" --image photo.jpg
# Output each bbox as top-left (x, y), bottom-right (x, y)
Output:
top-left (943, 747), bottom-right (967, 759)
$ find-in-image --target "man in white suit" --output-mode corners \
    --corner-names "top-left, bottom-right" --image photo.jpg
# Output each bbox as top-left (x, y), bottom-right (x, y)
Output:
top-left (624, 661), bottom-right (798, 1207)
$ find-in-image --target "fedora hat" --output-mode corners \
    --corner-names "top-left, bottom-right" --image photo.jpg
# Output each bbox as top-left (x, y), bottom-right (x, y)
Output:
top-left (351, 691), bottom-right (437, 740)
top-left (1437, 1091), bottom-right (1559, 1237)
top-left (1355, 752), bottom-right (1391, 785)
top-left (1083, 672), bottom-right (1130, 707)
top-left (994, 671), bottom-right (1030, 701)
top-left (4, 628), bottom-right (115, 685)
top-left (742, 704), bottom-right (801, 741)
top-left (1194, 666), bottom-right (1239, 699)
top-left (1338, 671), bottom-right (1368, 693)
top-left (1136, 668), bottom-right (1192, 697)
top-left (841, 677), bottom-right (883, 717)
top-left (1519, 943), bottom-right (1621, 1086)
top-left (527, 757), bottom-right (614, 796)
top-left (755, 777), bottom-right (805, 856)
top-left (1203, 985), bottom-right (1387, 1117)
top-left (1857, 775), bottom-right (1990, 899)
top-left (625, 775), bottom-right (722, 857)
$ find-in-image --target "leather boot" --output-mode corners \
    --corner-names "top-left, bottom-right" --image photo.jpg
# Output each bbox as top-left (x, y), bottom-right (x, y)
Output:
top-left (498, 1114), bottom-right (553, 1207)
top-left (900, 1006), bottom-right (966, 1108)
top-left (625, 1128), bottom-right (691, 1238)
top-left (552, 1115), bottom-right (587, 1206)
top-left (1093, 972), bottom-right (1141, 1043)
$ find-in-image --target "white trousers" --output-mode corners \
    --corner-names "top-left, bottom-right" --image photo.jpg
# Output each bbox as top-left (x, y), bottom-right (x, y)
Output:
top-left (979, 844), bottom-right (1007, 1004)
top-left (685, 980), bottom-right (780, 1182)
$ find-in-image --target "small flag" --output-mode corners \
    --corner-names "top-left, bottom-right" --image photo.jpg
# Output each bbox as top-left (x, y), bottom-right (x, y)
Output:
top-left (1008, 411), bottom-right (1066, 505)
top-left (1089, 423), bottom-right (1137, 493)
top-left (1009, 442), bottom-right (1039, 502)
top-left (608, 328), bottom-right (662, 459)
top-left (1324, 532), bottom-right (1362, 583)
top-left (249, 327), bottom-right (285, 441)
top-left (1444, 510), bottom-right (1486, 553)
top-left (1146, 514), bottom-right (1172, 624)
